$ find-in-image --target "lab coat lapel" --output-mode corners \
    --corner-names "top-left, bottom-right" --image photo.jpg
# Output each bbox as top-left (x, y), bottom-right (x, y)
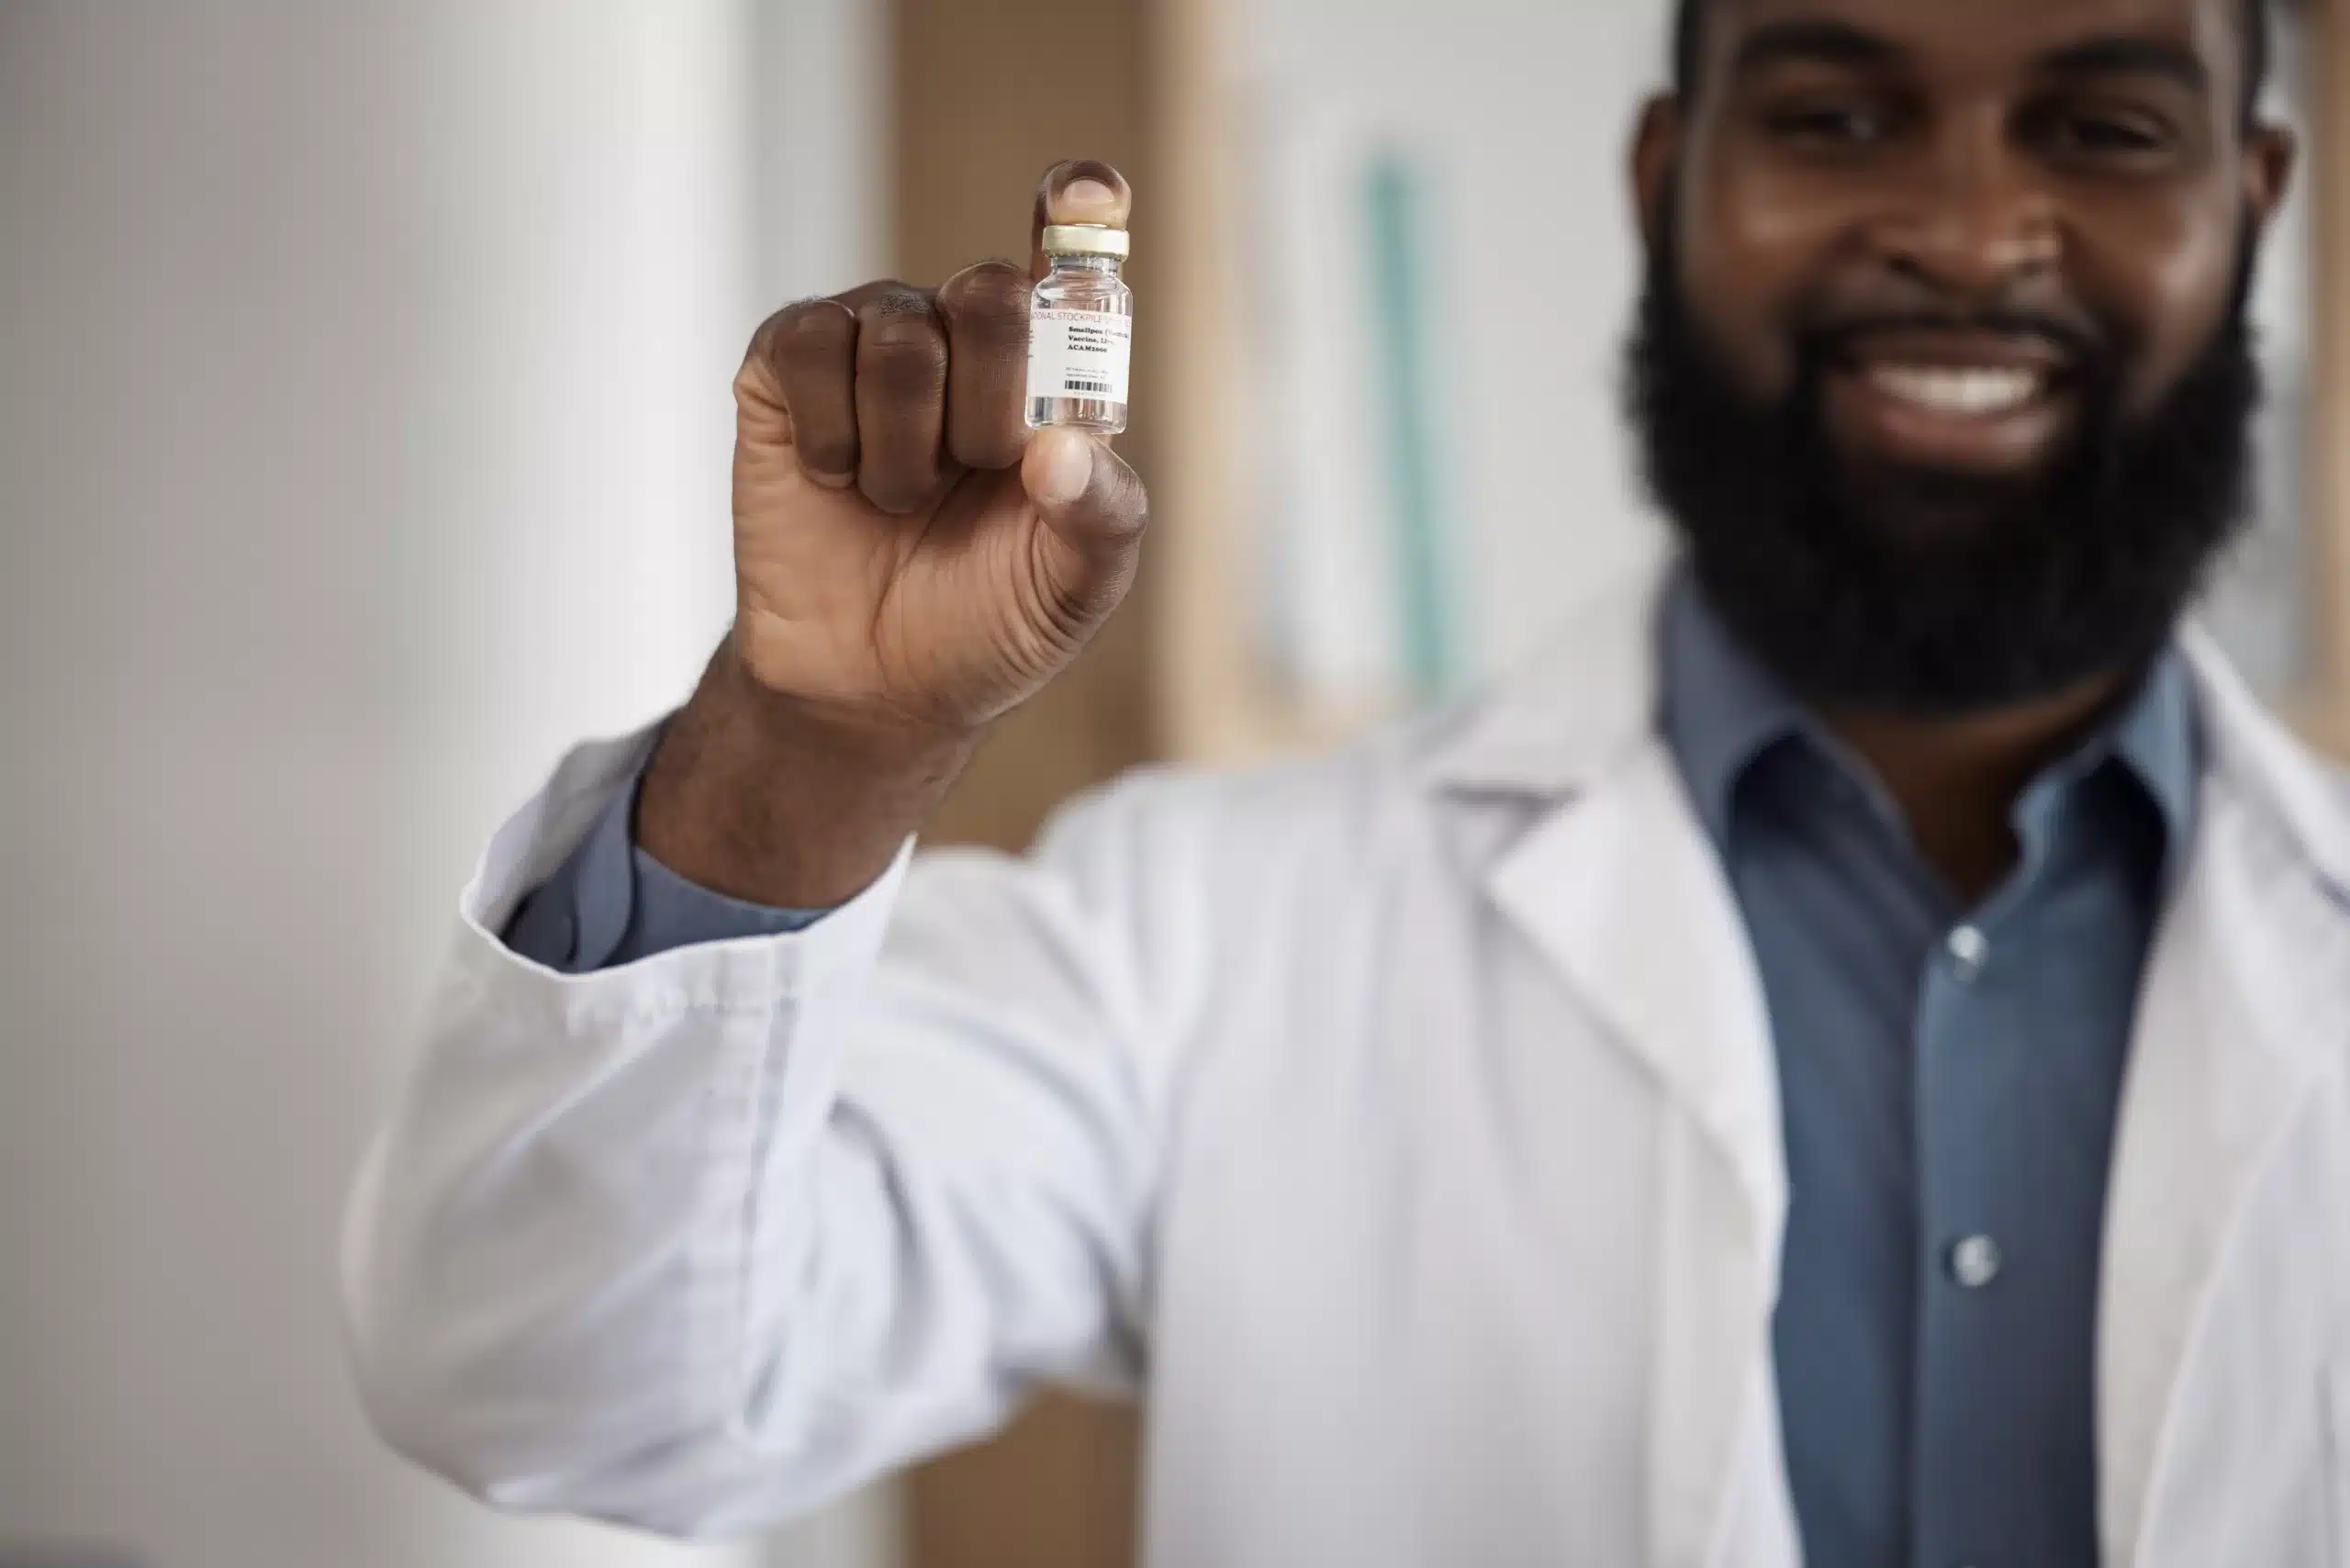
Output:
top-left (2098, 633), bottom-right (2350, 1566)
top-left (1485, 740), bottom-right (1789, 1568)
top-left (1483, 740), bottom-right (1787, 1244)
top-left (1434, 564), bottom-right (1792, 1568)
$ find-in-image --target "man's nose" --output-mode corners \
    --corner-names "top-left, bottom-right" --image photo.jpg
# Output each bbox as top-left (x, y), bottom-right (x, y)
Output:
top-left (1871, 120), bottom-right (2064, 302)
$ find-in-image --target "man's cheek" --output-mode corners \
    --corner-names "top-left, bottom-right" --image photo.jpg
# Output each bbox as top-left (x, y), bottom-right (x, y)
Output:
top-left (2089, 213), bottom-right (2247, 420)
top-left (1676, 277), bottom-right (1797, 404)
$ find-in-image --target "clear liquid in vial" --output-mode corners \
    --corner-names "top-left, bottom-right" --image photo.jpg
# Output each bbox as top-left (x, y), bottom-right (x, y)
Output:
top-left (1025, 252), bottom-right (1133, 435)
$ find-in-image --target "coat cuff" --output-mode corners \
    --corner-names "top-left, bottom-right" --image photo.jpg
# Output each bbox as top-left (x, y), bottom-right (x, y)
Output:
top-left (496, 718), bottom-right (847, 973)
top-left (457, 721), bottom-right (911, 1011)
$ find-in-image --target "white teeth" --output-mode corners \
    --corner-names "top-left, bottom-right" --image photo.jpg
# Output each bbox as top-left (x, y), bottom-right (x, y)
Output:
top-left (1867, 364), bottom-right (2043, 416)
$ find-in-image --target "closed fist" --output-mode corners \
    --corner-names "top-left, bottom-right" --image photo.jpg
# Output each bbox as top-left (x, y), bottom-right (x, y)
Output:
top-left (726, 159), bottom-right (1147, 740)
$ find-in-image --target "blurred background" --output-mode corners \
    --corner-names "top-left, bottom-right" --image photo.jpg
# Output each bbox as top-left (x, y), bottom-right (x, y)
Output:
top-left (0, 3), bottom-right (2342, 1568)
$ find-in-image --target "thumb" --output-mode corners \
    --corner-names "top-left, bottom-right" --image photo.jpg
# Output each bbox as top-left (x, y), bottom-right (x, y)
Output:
top-left (1020, 427), bottom-right (1148, 616)
top-left (1022, 427), bottom-right (1148, 552)
top-left (1030, 160), bottom-right (1133, 282)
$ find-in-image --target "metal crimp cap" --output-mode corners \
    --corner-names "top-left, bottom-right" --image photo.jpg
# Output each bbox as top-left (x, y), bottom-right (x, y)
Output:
top-left (1042, 223), bottom-right (1131, 259)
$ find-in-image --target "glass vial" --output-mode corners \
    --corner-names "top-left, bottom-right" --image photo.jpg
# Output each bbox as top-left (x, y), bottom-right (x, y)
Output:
top-left (1025, 223), bottom-right (1133, 434)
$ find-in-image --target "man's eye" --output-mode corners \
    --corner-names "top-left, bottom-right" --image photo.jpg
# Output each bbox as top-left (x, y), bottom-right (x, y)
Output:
top-left (1766, 105), bottom-right (1888, 147)
top-left (2044, 110), bottom-right (2173, 159)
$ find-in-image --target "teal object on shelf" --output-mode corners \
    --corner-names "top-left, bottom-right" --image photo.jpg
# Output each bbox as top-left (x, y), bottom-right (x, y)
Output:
top-left (1362, 150), bottom-right (1456, 699)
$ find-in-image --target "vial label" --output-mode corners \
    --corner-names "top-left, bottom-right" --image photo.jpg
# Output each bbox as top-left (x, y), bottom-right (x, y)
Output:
top-left (1025, 309), bottom-right (1133, 406)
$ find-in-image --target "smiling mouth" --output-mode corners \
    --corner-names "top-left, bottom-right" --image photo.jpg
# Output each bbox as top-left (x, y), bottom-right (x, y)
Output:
top-left (1821, 334), bottom-right (2084, 471)
top-left (1863, 364), bottom-right (2051, 419)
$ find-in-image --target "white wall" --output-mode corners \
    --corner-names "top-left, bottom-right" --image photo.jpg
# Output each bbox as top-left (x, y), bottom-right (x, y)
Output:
top-left (2204, 2), bottom-right (2319, 699)
top-left (0, 4), bottom-right (893, 1565)
top-left (1237, 0), bottom-right (1672, 705)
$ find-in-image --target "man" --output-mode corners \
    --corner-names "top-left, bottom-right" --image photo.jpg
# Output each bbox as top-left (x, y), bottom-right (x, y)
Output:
top-left (343, 0), bottom-right (2350, 1562)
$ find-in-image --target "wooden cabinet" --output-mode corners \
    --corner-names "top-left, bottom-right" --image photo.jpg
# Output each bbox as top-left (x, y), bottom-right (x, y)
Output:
top-left (2311, 0), bottom-right (2350, 755)
top-left (892, 0), bottom-right (1153, 1564)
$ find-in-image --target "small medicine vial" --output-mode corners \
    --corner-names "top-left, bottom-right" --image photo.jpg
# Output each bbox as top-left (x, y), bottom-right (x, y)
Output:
top-left (1025, 222), bottom-right (1133, 434)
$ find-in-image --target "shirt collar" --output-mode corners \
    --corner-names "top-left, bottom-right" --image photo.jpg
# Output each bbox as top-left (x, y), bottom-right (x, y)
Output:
top-left (2100, 645), bottom-right (2199, 860)
top-left (1659, 570), bottom-right (1810, 848)
top-left (1660, 566), bottom-right (2200, 863)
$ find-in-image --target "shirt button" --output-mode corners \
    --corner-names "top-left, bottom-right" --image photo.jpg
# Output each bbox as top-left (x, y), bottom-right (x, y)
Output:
top-left (1949, 1234), bottom-right (2003, 1290)
top-left (1946, 924), bottom-right (1990, 980)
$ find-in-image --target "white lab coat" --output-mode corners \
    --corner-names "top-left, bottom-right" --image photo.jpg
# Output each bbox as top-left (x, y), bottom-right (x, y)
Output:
top-left (344, 567), bottom-right (2350, 1566)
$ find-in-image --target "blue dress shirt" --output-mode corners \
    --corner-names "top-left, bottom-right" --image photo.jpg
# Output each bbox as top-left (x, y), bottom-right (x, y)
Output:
top-left (1662, 578), bottom-right (2194, 1568)
top-left (505, 580), bottom-right (2199, 1568)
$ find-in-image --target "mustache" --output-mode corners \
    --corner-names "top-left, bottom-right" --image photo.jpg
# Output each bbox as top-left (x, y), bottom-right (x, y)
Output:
top-left (1793, 310), bottom-right (2114, 375)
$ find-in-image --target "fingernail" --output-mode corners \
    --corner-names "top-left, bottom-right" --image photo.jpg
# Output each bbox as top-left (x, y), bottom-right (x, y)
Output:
top-left (1035, 431), bottom-right (1093, 506)
top-left (1059, 177), bottom-right (1117, 211)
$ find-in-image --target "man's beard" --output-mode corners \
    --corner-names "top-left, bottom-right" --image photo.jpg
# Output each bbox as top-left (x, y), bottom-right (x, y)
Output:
top-left (1625, 218), bottom-right (2265, 715)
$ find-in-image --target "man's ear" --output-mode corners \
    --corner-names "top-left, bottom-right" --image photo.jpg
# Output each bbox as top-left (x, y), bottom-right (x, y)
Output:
top-left (1630, 95), bottom-right (1683, 257)
top-left (2242, 120), bottom-right (2298, 234)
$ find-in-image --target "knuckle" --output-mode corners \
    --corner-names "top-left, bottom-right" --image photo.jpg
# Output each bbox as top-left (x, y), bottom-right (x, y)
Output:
top-left (859, 308), bottom-right (943, 354)
top-left (750, 303), bottom-right (798, 350)
top-left (772, 298), bottom-right (853, 360)
top-left (844, 277), bottom-right (919, 305)
top-left (941, 261), bottom-right (1031, 332)
top-left (855, 284), bottom-right (932, 322)
top-left (858, 322), bottom-right (948, 397)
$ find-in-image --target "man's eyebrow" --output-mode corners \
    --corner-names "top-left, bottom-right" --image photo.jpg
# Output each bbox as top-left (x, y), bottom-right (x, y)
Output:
top-left (1729, 19), bottom-right (1906, 78)
top-left (2034, 34), bottom-right (2211, 95)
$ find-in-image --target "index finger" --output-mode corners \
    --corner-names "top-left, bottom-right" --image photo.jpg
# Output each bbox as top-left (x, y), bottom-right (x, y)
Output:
top-left (1030, 160), bottom-right (1133, 281)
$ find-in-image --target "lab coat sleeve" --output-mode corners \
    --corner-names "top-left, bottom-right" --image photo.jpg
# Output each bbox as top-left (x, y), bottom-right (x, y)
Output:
top-left (342, 720), bottom-right (1186, 1537)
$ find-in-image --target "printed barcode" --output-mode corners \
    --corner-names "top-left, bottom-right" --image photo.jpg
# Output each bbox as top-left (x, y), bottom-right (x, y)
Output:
top-left (1065, 378), bottom-right (1113, 394)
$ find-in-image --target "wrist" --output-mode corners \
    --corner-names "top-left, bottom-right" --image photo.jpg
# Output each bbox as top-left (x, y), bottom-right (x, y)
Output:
top-left (633, 633), bottom-right (978, 908)
top-left (713, 623), bottom-right (979, 773)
